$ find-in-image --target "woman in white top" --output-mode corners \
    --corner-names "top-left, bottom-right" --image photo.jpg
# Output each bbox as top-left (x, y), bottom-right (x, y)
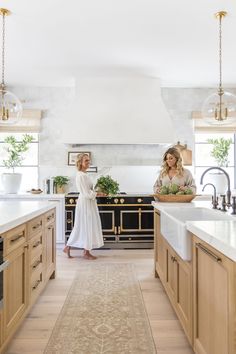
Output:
top-left (153, 147), bottom-right (196, 194)
top-left (63, 153), bottom-right (106, 260)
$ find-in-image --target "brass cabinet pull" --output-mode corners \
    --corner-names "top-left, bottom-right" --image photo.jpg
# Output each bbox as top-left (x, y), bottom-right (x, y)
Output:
top-left (33, 240), bottom-right (41, 248)
top-left (32, 279), bottom-right (41, 290)
top-left (67, 219), bottom-right (72, 224)
top-left (114, 226), bottom-right (117, 235)
top-left (137, 198), bottom-right (143, 203)
top-left (47, 214), bottom-right (54, 221)
top-left (120, 198), bottom-right (124, 204)
top-left (118, 226), bottom-right (121, 234)
top-left (10, 233), bottom-right (24, 243)
top-left (69, 198), bottom-right (75, 204)
top-left (32, 260), bottom-right (41, 269)
top-left (196, 243), bottom-right (222, 263)
top-left (114, 198), bottom-right (119, 204)
top-left (171, 255), bottom-right (177, 262)
top-left (32, 222), bottom-right (42, 230)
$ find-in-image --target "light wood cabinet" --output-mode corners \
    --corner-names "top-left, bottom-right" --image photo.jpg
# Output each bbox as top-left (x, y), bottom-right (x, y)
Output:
top-left (154, 210), bottom-right (192, 344)
top-left (44, 209), bottom-right (56, 281)
top-left (192, 235), bottom-right (236, 354)
top-left (1, 207), bottom-right (56, 353)
top-left (3, 240), bottom-right (28, 340)
top-left (154, 210), bottom-right (166, 281)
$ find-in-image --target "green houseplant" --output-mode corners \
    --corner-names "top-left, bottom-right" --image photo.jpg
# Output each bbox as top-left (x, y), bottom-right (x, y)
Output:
top-left (1, 134), bottom-right (34, 193)
top-left (53, 176), bottom-right (70, 194)
top-left (207, 137), bottom-right (232, 194)
top-left (95, 175), bottom-right (119, 196)
top-left (207, 137), bottom-right (232, 167)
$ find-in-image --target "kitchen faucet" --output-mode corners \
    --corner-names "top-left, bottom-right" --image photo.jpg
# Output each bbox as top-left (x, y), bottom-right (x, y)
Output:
top-left (200, 167), bottom-right (231, 208)
top-left (202, 183), bottom-right (218, 209)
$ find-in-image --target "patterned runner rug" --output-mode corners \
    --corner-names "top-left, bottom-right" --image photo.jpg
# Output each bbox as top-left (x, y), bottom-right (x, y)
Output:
top-left (44, 263), bottom-right (156, 354)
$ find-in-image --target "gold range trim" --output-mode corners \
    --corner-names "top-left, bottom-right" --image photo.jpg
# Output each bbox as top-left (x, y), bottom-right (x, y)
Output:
top-left (120, 209), bottom-right (154, 232)
top-left (99, 210), bottom-right (115, 233)
top-left (65, 204), bottom-right (153, 207)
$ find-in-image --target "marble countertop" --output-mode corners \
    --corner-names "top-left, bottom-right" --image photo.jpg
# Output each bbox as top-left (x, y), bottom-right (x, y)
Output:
top-left (0, 193), bottom-right (65, 199)
top-left (152, 199), bottom-right (236, 262)
top-left (187, 220), bottom-right (236, 262)
top-left (0, 201), bottom-right (57, 234)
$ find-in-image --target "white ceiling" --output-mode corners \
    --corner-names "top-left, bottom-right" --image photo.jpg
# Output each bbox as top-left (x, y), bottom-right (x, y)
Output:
top-left (3, 0), bottom-right (236, 87)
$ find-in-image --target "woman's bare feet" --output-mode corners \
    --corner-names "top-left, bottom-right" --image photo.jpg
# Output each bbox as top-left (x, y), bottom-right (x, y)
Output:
top-left (83, 250), bottom-right (97, 260)
top-left (63, 246), bottom-right (73, 258)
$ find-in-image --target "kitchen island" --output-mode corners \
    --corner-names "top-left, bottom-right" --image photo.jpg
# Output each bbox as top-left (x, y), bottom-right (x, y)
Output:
top-left (153, 200), bottom-right (236, 354)
top-left (0, 201), bottom-right (56, 353)
top-left (0, 194), bottom-right (65, 243)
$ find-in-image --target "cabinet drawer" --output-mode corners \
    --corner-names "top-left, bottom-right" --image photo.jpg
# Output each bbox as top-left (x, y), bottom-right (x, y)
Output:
top-left (30, 268), bottom-right (44, 302)
top-left (27, 215), bottom-right (43, 239)
top-left (31, 254), bottom-right (43, 275)
top-left (4, 224), bottom-right (26, 256)
top-left (29, 233), bottom-right (43, 261)
top-left (45, 209), bottom-right (56, 226)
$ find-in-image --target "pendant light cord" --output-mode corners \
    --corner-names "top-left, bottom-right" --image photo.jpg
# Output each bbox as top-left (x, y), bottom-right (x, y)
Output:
top-left (1, 11), bottom-right (5, 87)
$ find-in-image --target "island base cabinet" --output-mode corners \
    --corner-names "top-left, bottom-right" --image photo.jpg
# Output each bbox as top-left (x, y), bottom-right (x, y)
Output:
top-left (165, 245), bottom-right (192, 344)
top-left (3, 243), bottom-right (28, 341)
top-left (192, 235), bottom-right (236, 354)
top-left (44, 211), bottom-right (56, 281)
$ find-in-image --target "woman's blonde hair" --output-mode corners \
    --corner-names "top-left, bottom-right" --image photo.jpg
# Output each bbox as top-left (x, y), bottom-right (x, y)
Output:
top-left (76, 153), bottom-right (89, 171)
top-left (160, 147), bottom-right (184, 177)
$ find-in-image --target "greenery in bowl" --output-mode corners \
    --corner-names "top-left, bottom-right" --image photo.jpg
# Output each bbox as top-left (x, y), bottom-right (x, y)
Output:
top-left (53, 176), bottom-right (70, 187)
top-left (3, 134), bottom-right (34, 173)
top-left (207, 137), bottom-right (232, 167)
top-left (95, 175), bottom-right (119, 196)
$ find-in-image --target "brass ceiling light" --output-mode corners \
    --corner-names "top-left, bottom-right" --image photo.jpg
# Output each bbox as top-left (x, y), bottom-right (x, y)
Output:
top-left (0, 8), bottom-right (22, 125)
top-left (202, 11), bottom-right (236, 125)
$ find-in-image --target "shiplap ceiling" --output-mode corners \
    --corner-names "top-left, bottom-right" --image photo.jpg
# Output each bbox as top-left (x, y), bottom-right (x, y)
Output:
top-left (3, 0), bottom-right (236, 87)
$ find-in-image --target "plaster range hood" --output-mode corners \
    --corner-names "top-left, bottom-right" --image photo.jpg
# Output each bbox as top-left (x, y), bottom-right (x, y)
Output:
top-left (62, 77), bottom-right (176, 144)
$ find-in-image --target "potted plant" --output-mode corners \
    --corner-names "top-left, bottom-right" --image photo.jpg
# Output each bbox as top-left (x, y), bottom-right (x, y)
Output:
top-left (207, 137), bottom-right (232, 194)
top-left (95, 175), bottom-right (119, 196)
top-left (53, 176), bottom-right (70, 194)
top-left (1, 134), bottom-right (34, 193)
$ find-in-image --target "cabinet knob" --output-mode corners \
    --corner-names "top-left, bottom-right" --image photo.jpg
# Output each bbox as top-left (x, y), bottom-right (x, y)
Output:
top-left (137, 198), bottom-right (143, 203)
top-left (120, 198), bottom-right (125, 204)
top-left (114, 198), bottom-right (119, 204)
top-left (69, 198), bottom-right (75, 204)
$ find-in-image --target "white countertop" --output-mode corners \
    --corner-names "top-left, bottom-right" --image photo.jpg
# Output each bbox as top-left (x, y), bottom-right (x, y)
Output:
top-left (0, 201), bottom-right (57, 234)
top-left (0, 193), bottom-right (65, 199)
top-left (187, 220), bottom-right (236, 262)
top-left (152, 199), bottom-right (236, 262)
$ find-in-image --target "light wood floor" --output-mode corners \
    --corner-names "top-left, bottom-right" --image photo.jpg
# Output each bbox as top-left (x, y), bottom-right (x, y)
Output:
top-left (5, 248), bottom-right (194, 354)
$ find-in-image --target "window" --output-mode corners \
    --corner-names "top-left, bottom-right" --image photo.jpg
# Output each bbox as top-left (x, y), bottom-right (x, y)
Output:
top-left (195, 132), bottom-right (235, 192)
top-left (0, 132), bottom-right (39, 192)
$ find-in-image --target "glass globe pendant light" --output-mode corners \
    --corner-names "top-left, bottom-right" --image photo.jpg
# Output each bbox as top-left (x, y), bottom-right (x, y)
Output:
top-left (0, 8), bottom-right (22, 125)
top-left (202, 11), bottom-right (236, 125)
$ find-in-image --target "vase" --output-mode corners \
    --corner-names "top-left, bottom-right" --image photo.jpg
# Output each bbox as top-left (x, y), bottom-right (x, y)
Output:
top-left (209, 172), bottom-right (227, 195)
top-left (56, 185), bottom-right (65, 194)
top-left (1, 173), bottom-right (22, 194)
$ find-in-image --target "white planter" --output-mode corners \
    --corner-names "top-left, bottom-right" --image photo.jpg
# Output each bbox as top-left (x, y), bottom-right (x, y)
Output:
top-left (1, 173), bottom-right (22, 194)
top-left (209, 172), bottom-right (227, 195)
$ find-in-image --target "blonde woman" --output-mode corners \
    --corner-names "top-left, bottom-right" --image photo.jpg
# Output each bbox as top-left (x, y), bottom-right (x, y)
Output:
top-left (153, 147), bottom-right (196, 194)
top-left (63, 153), bottom-right (106, 260)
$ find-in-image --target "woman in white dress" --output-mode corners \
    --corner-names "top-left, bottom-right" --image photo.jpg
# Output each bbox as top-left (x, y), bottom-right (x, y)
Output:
top-left (153, 147), bottom-right (196, 194)
top-left (63, 153), bottom-right (106, 260)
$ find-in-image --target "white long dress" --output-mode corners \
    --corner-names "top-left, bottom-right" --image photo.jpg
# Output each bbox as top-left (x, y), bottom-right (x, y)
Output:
top-left (67, 171), bottom-right (104, 250)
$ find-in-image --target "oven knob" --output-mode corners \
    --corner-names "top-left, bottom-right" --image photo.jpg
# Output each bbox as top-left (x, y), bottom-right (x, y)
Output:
top-left (137, 198), bottom-right (143, 203)
top-left (69, 198), bottom-right (74, 204)
top-left (114, 198), bottom-right (119, 204)
top-left (120, 198), bottom-right (125, 204)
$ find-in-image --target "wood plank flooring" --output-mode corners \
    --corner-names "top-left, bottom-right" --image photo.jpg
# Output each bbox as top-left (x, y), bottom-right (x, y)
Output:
top-left (5, 248), bottom-right (194, 354)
